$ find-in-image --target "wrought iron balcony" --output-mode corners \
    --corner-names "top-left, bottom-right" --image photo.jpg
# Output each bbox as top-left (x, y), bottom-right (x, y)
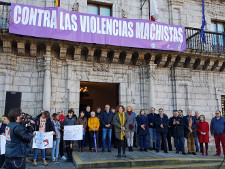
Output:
top-left (1, 1), bottom-right (225, 55)
top-left (0, 1), bottom-right (10, 30)
top-left (186, 27), bottom-right (225, 54)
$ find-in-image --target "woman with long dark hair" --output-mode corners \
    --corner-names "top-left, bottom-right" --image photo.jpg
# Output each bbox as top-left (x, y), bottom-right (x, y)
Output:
top-left (33, 111), bottom-right (55, 166)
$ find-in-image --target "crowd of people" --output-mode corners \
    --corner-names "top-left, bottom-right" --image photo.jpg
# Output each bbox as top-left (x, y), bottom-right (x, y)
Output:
top-left (0, 105), bottom-right (225, 169)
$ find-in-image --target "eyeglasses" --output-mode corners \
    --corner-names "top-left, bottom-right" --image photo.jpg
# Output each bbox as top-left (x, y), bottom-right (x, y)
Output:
top-left (159, 111), bottom-right (163, 112)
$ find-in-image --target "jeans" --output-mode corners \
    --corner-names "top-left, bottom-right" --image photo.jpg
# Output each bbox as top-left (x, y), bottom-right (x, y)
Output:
top-left (139, 135), bottom-right (147, 149)
top-left (59, 132), bottom-right (64, 157)
top-left (66, 141), bottom-right (73, 160)
top-left (34, 149), bottom-right (45, 160)
top-left (52, 138), bottom-right (60, 160)
top-left (195, 137), bottom-right (199, 151)
top-left (156, 132), bottom-right (167, 152)
top-left (174, 137), bottom-right (185, 152)
top-left (127, 131), bottom-right (134, 147)
top-left (149, 128), bottom-right (156, 148)
top-left (5, 157), bottom-right (26, 169)
top-left (78, 134), bottom-right (85, 148)
top-left (102, 128), bottom-right (112, 150)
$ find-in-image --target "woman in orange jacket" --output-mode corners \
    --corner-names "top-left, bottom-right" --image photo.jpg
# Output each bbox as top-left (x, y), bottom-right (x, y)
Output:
top-left (88, 111), bottom-right (100, 152)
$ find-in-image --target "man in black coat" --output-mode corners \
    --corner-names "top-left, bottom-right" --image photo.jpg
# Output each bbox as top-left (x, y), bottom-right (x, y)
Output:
top-left (100, 104), bottom-right (114, 152)
top-left (155, 108), bottom-right (169, 153)
top-left (96, 107), bottom-right (102, 148)
top-left (169, 110), bottom-right (186, 155)
top-left (84, 105), bottom-right (91, 148)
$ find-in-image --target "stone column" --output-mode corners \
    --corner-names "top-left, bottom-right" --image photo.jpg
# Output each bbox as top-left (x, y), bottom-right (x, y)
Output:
top-left (2, 39), bottom-right (12, 53)
top-left (17, 41), bottom-right (26, 56)
top-left (149, 64), bottom-right (157, 109)
top-left (43, 44), bottom-right (52, 111)
top-left (30, 42), bottom-right (37, 57)
top-left (74, 46), bottom-right (82, 61)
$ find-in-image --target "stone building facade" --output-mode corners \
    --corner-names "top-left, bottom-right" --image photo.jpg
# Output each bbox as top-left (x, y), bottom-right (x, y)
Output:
top-left (0, 0), bottom-right (225, 136)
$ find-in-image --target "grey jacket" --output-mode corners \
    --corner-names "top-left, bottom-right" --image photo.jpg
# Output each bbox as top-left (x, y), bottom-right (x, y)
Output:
top-left (125, 112), bottom-right (137, 132)
top-left (64, 116), bottom-right (77, 126)
top-left (113, 112), bottom-right (129, 140)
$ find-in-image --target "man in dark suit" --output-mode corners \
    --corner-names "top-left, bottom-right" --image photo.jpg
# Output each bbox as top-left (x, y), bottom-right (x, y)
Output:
top-left (155, 108), bottom-right (169, 153)
top-left (170, 110), bottom-right (186, 155)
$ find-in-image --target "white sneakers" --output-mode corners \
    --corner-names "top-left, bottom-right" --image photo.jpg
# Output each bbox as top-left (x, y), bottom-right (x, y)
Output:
top-left (61, 155), bottom-right (67, 160)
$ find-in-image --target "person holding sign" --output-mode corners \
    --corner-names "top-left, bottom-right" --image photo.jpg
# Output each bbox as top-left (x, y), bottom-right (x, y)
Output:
top-left (88, 112), bottom-right (100, 152)
top-left (5, 108), bottom-right (33, 169)
top-left (64, 109), bottom-right (77, 162)
top-left (33, 111), bottom-right (55, 166)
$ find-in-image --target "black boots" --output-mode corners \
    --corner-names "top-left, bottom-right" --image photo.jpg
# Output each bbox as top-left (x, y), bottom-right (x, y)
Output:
top-left (128, 147), bottom-right (133, 152)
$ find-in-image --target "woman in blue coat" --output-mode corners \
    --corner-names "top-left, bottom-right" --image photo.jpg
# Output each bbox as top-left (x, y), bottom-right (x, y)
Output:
top-left (137, 109), bottom-right (149, 151)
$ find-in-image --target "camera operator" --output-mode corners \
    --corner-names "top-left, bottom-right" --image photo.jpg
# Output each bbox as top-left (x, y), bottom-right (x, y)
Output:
top-left (20, 113), bottom-right (35, 128)
top-left (5, 108), bottom-right (33, 169)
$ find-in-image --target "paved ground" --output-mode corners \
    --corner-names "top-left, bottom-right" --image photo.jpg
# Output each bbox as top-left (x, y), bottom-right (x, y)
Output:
top-left (25, 158), bottom-right (75, 169)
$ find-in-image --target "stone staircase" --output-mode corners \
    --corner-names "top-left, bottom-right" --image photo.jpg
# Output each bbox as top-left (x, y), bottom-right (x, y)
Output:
top-left (72, 148), bottom-right (225, 169)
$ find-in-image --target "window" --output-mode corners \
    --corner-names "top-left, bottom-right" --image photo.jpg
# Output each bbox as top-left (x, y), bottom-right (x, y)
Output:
top-left (222, 95), bottom-right (225, 116)
top-left (211, 21), bottom-right (225, 47)
top-left (87, 2), bottom-right (111, 16)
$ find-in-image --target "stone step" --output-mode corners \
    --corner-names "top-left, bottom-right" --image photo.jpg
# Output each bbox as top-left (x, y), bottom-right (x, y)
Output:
top-left (93, 162), bottom-right (225, 169)
top-left (72, 150), bottom-right (224, 169)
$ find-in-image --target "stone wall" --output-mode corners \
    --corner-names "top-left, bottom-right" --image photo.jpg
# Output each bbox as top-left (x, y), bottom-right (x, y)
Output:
top-left (0, 53), bottom-right (44, 115)
top-left (1, 51), bottom-right (224, 122)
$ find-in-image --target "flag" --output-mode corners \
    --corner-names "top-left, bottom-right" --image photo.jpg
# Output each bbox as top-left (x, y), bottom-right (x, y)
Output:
top-left (55, 0), bottom-right (60, 7)
top-left (150, 0), bottom-right (159, 21)
top-left (201, 0), bottom-right (206, 43)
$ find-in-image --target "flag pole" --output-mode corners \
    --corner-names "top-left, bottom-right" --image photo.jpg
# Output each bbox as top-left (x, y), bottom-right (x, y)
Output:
top-left (149, 0), bottom-right (151, 20)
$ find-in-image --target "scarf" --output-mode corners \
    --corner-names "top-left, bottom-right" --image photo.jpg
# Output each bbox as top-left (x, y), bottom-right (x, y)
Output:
top-left (187, 116), bottom-right (192, 127)
top-left (119, 112), bottom-right (125, 140)
top-left (127, 111), bottom-right (132, 115)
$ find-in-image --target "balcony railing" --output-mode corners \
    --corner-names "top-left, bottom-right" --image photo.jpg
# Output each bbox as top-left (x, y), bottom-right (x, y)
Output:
top-left (1, 2), bottom-right (225, 55)
top-left (0, 1), bottom-right (10, 30)
top-left (186, 27), bottom-right (225, 54)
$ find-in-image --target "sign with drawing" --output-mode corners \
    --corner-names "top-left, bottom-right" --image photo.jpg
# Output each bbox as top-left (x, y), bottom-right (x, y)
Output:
top-left (64, 125), bottom-right (83, 140)
top-left (32, 131), bottom-right (53, 149)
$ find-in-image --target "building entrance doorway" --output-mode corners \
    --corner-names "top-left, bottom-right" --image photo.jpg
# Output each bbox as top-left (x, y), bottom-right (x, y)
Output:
top-left (4, 91), bottom-right (22, 116)
top-left (79, 82), bottom-right (119, 112)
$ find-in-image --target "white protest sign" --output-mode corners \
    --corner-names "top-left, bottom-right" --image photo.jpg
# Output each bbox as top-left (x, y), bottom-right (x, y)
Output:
top-left (32, 131), bottom-right (53, 149)
top-left (64, 125), bottom-right (83, 140)
top-left (0, 135), bottom-right (6, 154)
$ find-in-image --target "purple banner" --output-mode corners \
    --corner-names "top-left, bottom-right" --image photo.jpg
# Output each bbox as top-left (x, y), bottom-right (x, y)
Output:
top-left (9, 3), bottom-right (186, 52)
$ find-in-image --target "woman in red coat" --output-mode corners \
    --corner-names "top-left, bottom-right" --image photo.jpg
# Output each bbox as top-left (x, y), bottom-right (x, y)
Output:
top-left (197, 115), bottom-right (209, 156)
